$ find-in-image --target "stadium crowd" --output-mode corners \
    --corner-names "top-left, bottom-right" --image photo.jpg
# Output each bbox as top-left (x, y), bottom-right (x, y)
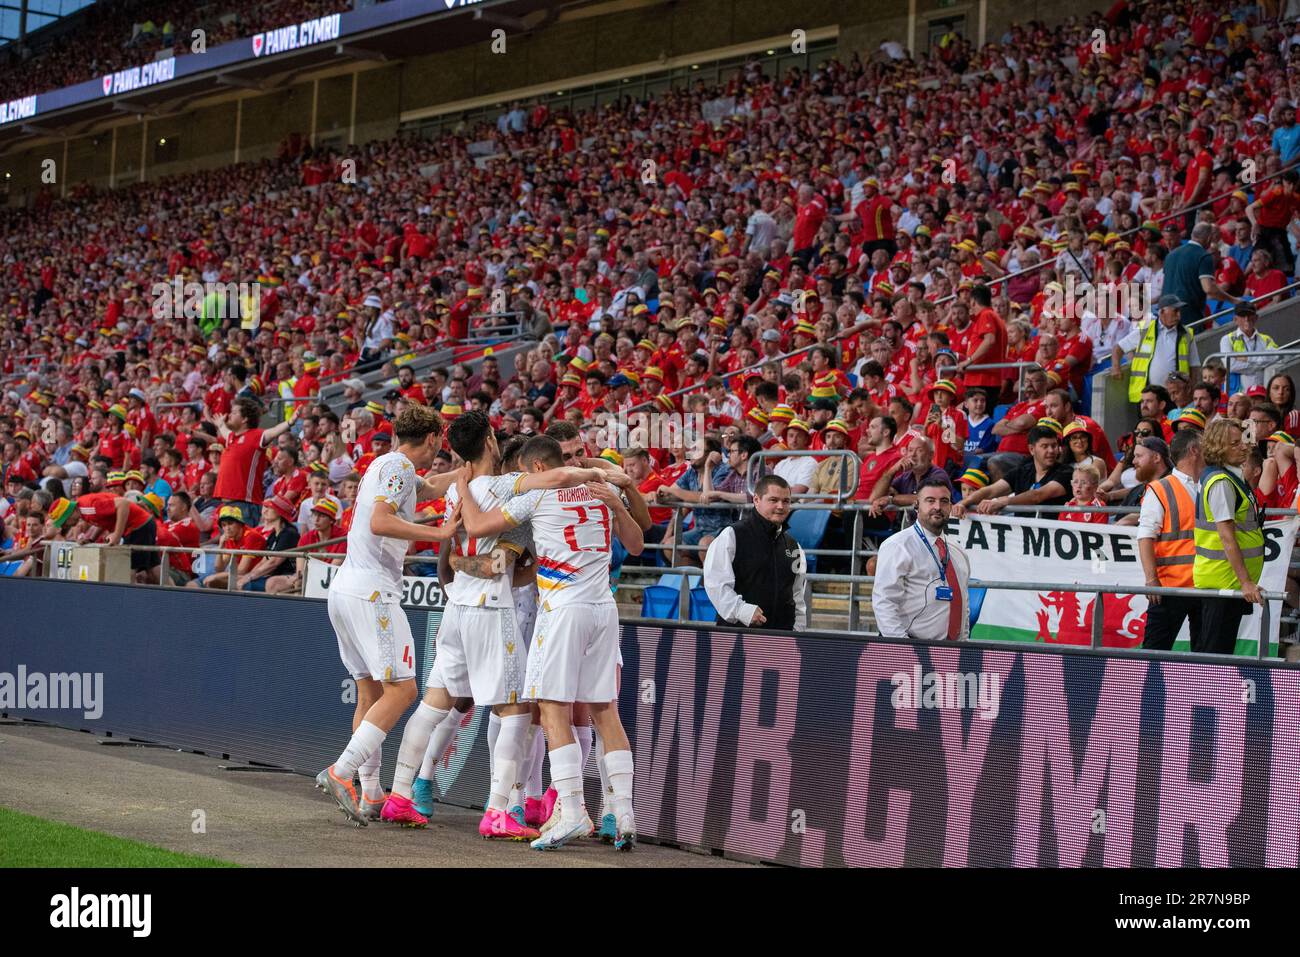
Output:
top-left (3, 0), bottom-right (1300, 638)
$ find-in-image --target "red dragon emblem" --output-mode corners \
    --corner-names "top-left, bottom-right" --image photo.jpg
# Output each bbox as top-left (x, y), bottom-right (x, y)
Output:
top-left (1035, 591), bottom-right (1145, 647)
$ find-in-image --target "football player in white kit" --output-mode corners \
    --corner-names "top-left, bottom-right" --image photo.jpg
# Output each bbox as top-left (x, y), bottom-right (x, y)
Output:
top-left (381, 411), bottom-right (607, 836)
top-left (316, 404), bottom-right (462, 826)
top-left (407, 436), bottom-right (534, 821)
top-left (458, 434), bottom-right (644, 850)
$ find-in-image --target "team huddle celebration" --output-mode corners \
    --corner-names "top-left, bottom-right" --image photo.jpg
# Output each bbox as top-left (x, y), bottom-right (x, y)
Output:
top-left (315, 404), bottom-right (643, 850)
top-left (2, 0), bottom-right (1299, 888)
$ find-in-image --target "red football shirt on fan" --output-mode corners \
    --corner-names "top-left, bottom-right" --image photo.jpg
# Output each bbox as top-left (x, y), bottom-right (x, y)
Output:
top-left (214, 428), bottom-right (268, 503)
top-left (792, 194), bottom-right (827, 251)
top-left (164, 518), bottom-right (201, 575)
top-left (96, 432), bottom-right (127, 469)
top-left (271, 468), bottom-right (308, 505)
top-left (1182, 149), bottom-right (1213, 205)
top-left (639, 471), bottom-right (672, 524)
top-left (1245, 269), bottom-right (1287, 302)
top-left (855, 443), bottom-right (904, 501)
top-left (1060, 498), bottom-right (1110, 524)
top-left (963, 308), bottom-right (1007, 390)
top-left (77, 492), bottom-right (152, 535)
top-left (221, 524), bottom-right (268, 555)
top-left (1253, 185), bottom-right (1299, 229)
top-left (996, 398), bottom-right (1048, 455)
top-left (1058, 333), bottom-right (1094, 394)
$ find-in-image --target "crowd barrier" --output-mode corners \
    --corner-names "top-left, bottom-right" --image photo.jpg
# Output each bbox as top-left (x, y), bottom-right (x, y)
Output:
top-left (3, 577), bottom-right (1299, 867)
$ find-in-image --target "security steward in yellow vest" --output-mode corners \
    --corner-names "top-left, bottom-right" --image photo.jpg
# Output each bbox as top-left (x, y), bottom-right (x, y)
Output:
top-left (1138, 429), bottom-right (1204, 650)
top-left (1193, 418), bottom-right (1265, 655)
top-left (1111, 294), bottom-right (1195, 403)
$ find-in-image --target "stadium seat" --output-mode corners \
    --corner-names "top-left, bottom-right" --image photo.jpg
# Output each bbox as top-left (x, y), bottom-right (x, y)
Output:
top-left (991, 404), bottom-right (1011, 423)
top-left (657, 572), bottom-right (701, 591)
top-left (786, 508), bottom-right (830, 574)
top-left (640, 585), bottom-right (680, 619)
top-left (689, 587), bottom-right (717, 623)
top-left (968, 586), bottom-right (986, 629)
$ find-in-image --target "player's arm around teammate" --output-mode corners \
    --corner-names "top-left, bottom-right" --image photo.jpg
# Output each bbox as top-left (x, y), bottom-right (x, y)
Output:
top-left (415, 466), bottom-right (465, 502)
top-left (585, 457), bottom-right (653, 531)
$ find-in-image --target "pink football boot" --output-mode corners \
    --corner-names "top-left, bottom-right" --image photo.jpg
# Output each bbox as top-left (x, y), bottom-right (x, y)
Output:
top-left (479, 808), bottom-right (541, 841)
top-left (380, 793), bottom-right (429, 827)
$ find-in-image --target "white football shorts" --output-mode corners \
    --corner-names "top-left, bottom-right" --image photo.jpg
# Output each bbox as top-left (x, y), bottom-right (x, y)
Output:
top-left (327, 588), bottom-right (416, 682)
top-left (426, 602), bottom-right (527, 706)
top-left (523, 601), bottom-right (620, 704)
top-left (513, 584), bottom-right (539, 649)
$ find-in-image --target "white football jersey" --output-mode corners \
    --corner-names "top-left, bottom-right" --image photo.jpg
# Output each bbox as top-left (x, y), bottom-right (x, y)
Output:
top-left (501, 483), bottom-right (614, 607)
top-left (443, 472), bottom-right (531, 608)
top-left (331, 451), bottom-right (419, 599)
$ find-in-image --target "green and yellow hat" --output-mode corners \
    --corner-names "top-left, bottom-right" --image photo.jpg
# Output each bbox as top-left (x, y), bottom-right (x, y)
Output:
top-left (49, 498), bottom-right (78, 529)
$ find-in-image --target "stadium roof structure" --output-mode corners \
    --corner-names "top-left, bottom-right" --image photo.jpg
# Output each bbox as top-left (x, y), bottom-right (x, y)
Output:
top-left (0, 0), bottom-right (556, 148)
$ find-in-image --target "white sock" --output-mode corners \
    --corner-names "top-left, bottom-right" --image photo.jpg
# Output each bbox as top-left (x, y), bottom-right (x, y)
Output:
top-left (604, 749), bottom-right (634, 816)
top-left (334, 720), bottom-right (385, 781)
top-left (419, 707), bottom-right (465, 780)
top-left (358, 745), bottom-right (384, 801)
top-left (527, 724), bottom-right (546, 798)
top-left (393, 703), bottom-right (448, 800)
top-left (487, 711), bottom-right (502, 778)
top-left (548, 742), bottom-right (584, 816)
top-left (574, 724), bottom-right (593, 776)
top-left (516, 723), bottom-right (541, 802)
top-left (595, 730), bottom-right (610, 817)
top-left (488, 713), bottom-right (531, 812)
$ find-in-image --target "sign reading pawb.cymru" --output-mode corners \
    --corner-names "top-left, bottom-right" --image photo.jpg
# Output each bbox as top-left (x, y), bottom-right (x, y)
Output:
top-left (957, 514), bottom-right (1299, 654)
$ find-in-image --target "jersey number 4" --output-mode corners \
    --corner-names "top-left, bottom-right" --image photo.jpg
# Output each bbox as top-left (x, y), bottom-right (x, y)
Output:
top-left (561, 504), bottom-right (611, 553)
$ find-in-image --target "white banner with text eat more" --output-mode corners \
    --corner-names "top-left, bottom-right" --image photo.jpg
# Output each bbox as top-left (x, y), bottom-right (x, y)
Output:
top-left (953, 514), bottom-right (1299, 654)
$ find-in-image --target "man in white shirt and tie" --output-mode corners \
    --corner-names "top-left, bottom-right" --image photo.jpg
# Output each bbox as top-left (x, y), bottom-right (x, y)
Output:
top-left (872, 477), bottom-right (971, 641)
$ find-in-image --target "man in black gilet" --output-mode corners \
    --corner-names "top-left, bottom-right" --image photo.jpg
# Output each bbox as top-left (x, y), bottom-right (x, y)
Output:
top-left (702, 474), bottom-right (807, 631)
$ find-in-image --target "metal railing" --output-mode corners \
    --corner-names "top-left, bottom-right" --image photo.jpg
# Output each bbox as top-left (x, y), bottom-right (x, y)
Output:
top-left (747, 448), bottom-right (861, 503)
top-left (34, 468), bottom-right (1300, 655)
top-left (1202, 349), bottom-right (1300, 388)
top-left (1186, 278), bottom-right (1300, 335)
top-left (625, 562), bottom-right (1285, 660)
top-left (44, 541), bottom-right (435, 593)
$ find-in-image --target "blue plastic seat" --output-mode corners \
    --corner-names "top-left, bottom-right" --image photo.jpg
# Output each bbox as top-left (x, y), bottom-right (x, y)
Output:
top-left (968, 586), bottom-right (986, 628)
top-left (991, 404), bottom-right (1011, 422)
top-left (657, 572), bottom-right (701, 590)
top-left (640, 585), bottom-right (679, 619)
top-left (689, 587), bottom-right (717, 623)
top-left (786, 508), bottom-right (830, 574)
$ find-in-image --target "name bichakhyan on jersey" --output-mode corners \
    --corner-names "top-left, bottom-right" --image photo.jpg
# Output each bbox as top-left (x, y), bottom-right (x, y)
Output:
top-left (50, 888), bottom-right (151, 938)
